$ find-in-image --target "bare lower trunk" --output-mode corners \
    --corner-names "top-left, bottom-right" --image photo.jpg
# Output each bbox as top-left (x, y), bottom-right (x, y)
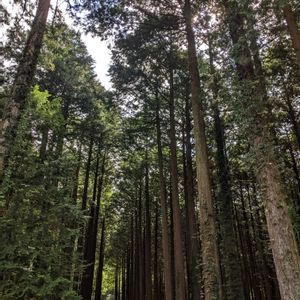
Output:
top-left (182, 88), bottom-right (201, 300)
top-left (144, 152), bottom-right (152, 300)
top-left (169, 68), bottom-right (187, 300)
top-left (94, 217), bottom-right (106, 300)
top-left (80, 145), bottom-right (101, 300)
top-left (155, 91), bottom-right (173, 300)
top-left (153, 203), bottom-right (159, 300)
top-left (138, 185), bottom-right (145, 299)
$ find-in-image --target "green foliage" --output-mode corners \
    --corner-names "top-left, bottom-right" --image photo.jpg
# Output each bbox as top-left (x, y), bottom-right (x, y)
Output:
top-left (30, 85), bottom-right (63, 128)
top-left (2, 0), bottom-right (300, 299)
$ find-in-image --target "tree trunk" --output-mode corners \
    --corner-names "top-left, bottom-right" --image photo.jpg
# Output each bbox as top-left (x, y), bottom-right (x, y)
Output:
top-left (223, 1), bottom-right (300, 298)
top-left (72, 142), bottom-right (82, 204)
top-left (153, 202), bottom-right (159, 300)
top-left (82, 137), bottom-right (94, 210)
top-left (95, 217), bottom-right (106, 300)
top-left (80, 144), bottom-right (101, 300)
top-left (39, 125), bottom-right (49, 161)
top-left (182, 88), bottom-right (201, 300)
top-left (126, 244), bottom-right (131, 300)
top-left (0, 0), bottom-right (51, 180)
top-left (208, 35), bottom-right (245, 300)
top-left (233, 201), bottom-right (251, 300)
top-left (122, 257), bottom-right (126, 300)
top-left (144, 151), bottom-right (152, 300)
top-left (182, 1), bottom-right (222, 298)
top-left (155, 91), bottom-right (173, 300)
top-left (115, 265), bottom-right (119, 300)
top-left (75, 137), bottom-right (94, 290)
top-left (138, 183), bottom-right (145, 299)
top-left (239, 183), bottom-right (262, 299)
top-left (134, 201), bottom-right (140, 300)
top-left (168, 68), bottom-right (187, 300)
top-left (283, 4), bottom-right (300, 66)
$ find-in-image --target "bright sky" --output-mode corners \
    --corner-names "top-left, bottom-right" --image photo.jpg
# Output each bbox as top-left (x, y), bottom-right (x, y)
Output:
top-left (60, 0), bottom-right (112, 89)
top-left (2, 0), bottom-right (112, 89)
top-left (81, 34), bottom-right (112, 89)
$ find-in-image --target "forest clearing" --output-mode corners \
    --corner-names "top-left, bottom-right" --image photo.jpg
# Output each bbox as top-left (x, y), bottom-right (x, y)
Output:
top-left (1, 0), bottom-right (300, 299)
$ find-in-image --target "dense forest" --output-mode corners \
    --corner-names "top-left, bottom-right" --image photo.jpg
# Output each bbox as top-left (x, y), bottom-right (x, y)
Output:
top-left (1, 0), bottom-right (300, 299)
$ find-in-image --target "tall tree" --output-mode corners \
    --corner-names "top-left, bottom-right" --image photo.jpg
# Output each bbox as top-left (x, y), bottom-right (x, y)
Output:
top-left (222, 0), bottom-right (300, 298)
top-left (207, 30), bottom-right (245, 299)
top-left (181, 0), bottom-right (222, 298)
top-left (0, 0), bottom-right (51, 179)
top-left (168, 66), bottom-right (187, 300)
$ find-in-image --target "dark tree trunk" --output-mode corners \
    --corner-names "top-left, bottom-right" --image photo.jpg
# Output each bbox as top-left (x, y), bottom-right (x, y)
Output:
top-left (168, 68), bottom-right (187, 300)
top-left (155, 91), bottom-right (173, 300)
top-left (239, 183), bottom-right (262, 299)
top-left (208, 35), bottom-right (245, 300)
top-left (283, 4), bottom-right (300, 66)
top-left (168, 178), bottom-right (176, 300)
top-left (128, 219), bottom-right (135, 300)
top-left (82, 137), bottom-right (94, 210)
top-left (134, 202), bottom-right (140, 300)
top-left (153, 202), bottom-right (159, 300)
top-left (182, 89), bottom-right (201, 300)
top-left (144, 151), bottom-right (152, 300)
top-left (122, 257), bottom-right (126, 300)
top-left (233, 202), bottom-right (251, 300)
top-left (138, 183), bottom-right (145, 300)
top-left (75, 137), bottom-right (94, 290)
top-left (72, 142), bottom-right (82, 203)
top-left (126, 244), bottom-right (131, 300)
top-left (95, 217), bottom-right (106, 300)
top-left (80, 144), bottom-right (101, 300)
top-left (115, 265), bottom-right (119, 300)
top-left (39, 125), bottom-right (49, 161)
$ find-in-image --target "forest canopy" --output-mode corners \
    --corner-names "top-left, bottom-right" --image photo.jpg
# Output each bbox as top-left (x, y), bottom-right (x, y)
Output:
top-left (1, 0), bottom-right (300, 299)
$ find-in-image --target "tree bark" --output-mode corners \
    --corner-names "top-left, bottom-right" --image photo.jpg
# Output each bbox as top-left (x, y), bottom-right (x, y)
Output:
top-left (223, 1), bottom-right (300, 298)
top-left (144, 151), bottom-right (152, 300)
top-left (82, 137), bottom-right (94, 210)
top-left (126, 244), bottom-right (131, 300)
top-left (0, 0), bottom-right (51, 180)
top-left (80, 144), bottom-right (101, 300)
top-left (182, 1), bottom-right (222, 298)
top-left (138, 183), bottom-right (145, 299)
top-left (115, 265), bottom-right (120, 300)
top-left (122, 257), bottom-right (126, 300)
top-left (283, 4), bottom-right (300, 66)
top-left (153, 202), bottom-right (159, 300)
top-left (168, 68), bottom-right (187, 300)
top-left (208, 35), bottom-right (245, 300)
top-left (182, 88), bottom-right (201, 300)
top-left (72, 142), bottom-right (82, 204)
top-left (155, 91), bottom-right (173, 300)
top-left (39, 125), bottom-right (49, 161)
top-left (95, 217), bottom-right (106, 300)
